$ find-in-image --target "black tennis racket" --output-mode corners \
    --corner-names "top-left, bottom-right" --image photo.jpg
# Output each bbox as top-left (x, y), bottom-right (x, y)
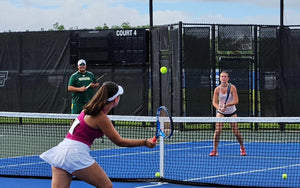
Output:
top-left (152, 106), bottom-right (174, 142)
top-left (86, 73), bottom-right (107, 89)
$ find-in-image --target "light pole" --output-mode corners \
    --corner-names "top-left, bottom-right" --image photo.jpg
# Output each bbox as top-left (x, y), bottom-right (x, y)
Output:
top-left (149, 0), bottom-right (153, 30)
top-left (280, 0), bottom-right (284, 28)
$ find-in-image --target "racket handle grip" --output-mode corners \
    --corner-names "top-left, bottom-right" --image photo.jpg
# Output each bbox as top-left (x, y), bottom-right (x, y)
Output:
top-left (86, 84), bottom-right (91, 89)
top-left (152, 136), bottom-right (157, 142)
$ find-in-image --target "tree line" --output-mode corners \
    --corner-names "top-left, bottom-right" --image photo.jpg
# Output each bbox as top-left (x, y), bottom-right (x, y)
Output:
top-left (49, 22), bottom-right (149, 31)
top-left (4, 22), bottom-right (150, 32)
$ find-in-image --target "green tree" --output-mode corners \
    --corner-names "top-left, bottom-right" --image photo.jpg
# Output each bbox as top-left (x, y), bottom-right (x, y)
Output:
top-left (121, 22), bottom-right (131, 29)
top-left (45, 22), bottom-right (150, 32)
top-left (111, 25), bottom-right (121, 29)
top-left (103, 23), bottom-right (109, 29)
top-left (52, 22), bottom-right (65, 31)
top-left (95, 23), bottom-right (110, 30)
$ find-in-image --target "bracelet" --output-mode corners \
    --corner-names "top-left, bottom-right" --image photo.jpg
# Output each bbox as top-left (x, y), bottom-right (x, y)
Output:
top-left (144, 139), bottom-right (147, 146)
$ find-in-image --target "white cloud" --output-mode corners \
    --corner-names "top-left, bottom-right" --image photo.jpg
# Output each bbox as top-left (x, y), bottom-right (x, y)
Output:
top-left (0, 0), bottom-right (299, 32)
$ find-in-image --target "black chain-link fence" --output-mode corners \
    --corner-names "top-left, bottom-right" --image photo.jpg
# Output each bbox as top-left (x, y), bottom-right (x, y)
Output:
top-left (1, 24), bottom-right (300, 116)
top-left (153, 23), bottom-right (300, 117)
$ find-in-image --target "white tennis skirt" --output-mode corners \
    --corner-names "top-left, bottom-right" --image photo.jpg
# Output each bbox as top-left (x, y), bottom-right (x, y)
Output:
top-left (40, 138), bottom-right (95, 174)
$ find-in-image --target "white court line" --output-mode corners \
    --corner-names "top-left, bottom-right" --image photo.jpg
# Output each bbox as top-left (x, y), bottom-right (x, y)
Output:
top-left (188, 154), bottom-right (300, 160)
top-left (96, 150), bottom-right (159, 158)
top-left (0, 141), bottom-right (210, 168)
top-left (2, 141), bottom-right (297, 169)
top-left (0, 154), bottom-right (40, 160)
top-left (167, 142), bottom-right (241, 152)
top-left (0, 161), bottom-right (46, 168)
top-left (93, 141), bottom-right (216, 159)
top-left (168, 141), bottom-right (300, 160)
top-left (134, 182), bottom-right (168, 188)
top-left (185, 163), bottom-right (300, 181)
top-left (0, 142), bottom-right (189, 168)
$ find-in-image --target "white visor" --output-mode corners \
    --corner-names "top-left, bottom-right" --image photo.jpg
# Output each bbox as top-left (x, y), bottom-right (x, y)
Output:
top-left (107, 85), bottom-right (124, 101)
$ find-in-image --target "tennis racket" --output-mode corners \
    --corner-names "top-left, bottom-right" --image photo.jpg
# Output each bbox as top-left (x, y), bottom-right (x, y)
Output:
top-left (86, 73), bottom-right (107, 89)
top-left (224, 83), bottom-right (231, 105)
top-left (152, 106), bottom-right (174, 142)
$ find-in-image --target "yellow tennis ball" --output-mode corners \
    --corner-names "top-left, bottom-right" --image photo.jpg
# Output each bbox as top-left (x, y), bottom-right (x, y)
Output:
top-left (160, 66), bottom-right (167, 74)
top-left (155, 172), bottom-right (160, 178)
top-left (282, 174), bottom-right (287, 179)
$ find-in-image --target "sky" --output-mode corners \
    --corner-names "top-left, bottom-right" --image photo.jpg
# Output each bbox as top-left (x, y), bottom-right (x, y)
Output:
top-left (0, 0), bottom-right (299, 32)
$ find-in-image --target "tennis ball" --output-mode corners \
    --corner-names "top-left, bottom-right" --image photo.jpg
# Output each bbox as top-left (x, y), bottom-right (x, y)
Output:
top-left (155, 172), bottom-right (160, 178)
top-left (160, 66), bottom-right (167, 74)
top-left (282, 174), bottom-right (287, 179)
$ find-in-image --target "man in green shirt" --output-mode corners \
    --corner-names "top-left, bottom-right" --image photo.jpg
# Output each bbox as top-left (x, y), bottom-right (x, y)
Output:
top-left (68, 59), bottom-right (100, 114)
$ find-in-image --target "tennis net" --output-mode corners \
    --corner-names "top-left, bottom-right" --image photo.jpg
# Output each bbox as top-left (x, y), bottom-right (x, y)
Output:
top-left (0, 111), bottom-right (300, 187)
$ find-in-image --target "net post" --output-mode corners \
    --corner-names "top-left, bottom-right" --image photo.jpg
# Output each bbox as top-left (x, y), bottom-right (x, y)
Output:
top-left (279, 122), bottom-right (285, 131)
top-left (254, 122), bottom-right (258, 131)
top-left (19, 117), bottom-right (23, 125)
top-left (159, 122), bottom-right (164, 178)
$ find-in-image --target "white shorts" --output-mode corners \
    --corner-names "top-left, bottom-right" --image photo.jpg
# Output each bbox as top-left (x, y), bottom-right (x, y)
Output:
top-left (40, 138), bottom-right (95, 174)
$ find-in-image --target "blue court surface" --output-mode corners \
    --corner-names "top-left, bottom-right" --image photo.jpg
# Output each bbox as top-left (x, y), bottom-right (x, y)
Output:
top-left (0, 177), bottom-right (218, 188)
top-left (1, 140), bottom-right (300, 187)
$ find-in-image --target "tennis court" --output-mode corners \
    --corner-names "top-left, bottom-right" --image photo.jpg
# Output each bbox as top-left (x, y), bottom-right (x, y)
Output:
top-left (2, 141), bottom-right (299, 187)
top-left (1, 112), bottom-right (300, 187)
top-left (1, 141), bottom-right (299, 187)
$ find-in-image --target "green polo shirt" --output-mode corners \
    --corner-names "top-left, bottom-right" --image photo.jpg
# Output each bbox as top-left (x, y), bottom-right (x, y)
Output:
top-left (68, 71), bottom-right (96, 114)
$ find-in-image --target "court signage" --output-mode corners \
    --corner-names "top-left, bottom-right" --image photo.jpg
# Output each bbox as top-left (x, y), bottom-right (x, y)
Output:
top-left (0, 71), bottom-right (8, 87)
top-left (115, 29), bottom-right (137, 37)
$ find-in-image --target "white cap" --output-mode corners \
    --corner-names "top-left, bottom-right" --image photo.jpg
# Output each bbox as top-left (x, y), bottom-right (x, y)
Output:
top-left (77, 59), bottom-right (86, 66)
top-left (107, 85), bottom-right (124, 101)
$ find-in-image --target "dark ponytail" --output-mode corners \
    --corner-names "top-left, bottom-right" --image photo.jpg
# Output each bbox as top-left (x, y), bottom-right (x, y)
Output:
top-left (84, 81), bottom-right (119, 116)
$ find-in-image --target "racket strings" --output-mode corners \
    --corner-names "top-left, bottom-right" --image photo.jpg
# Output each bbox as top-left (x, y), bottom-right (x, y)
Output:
top-left (164, 122), bottom-right (171, 136)
top-left (159, 110), bottom-right (172, 137)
